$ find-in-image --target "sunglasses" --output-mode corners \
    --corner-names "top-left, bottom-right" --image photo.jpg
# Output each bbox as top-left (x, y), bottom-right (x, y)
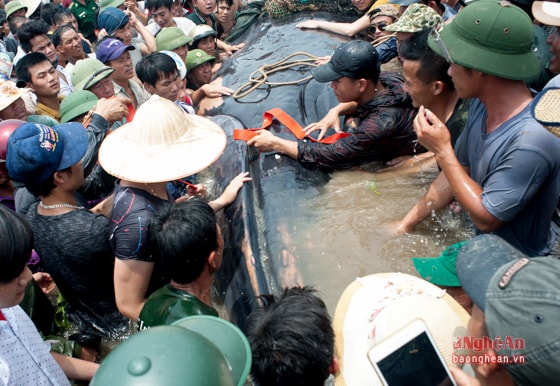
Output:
top-left (369, 22), bottom-right (388, 34)
top-left (429, 24), bottom-right (454, 64)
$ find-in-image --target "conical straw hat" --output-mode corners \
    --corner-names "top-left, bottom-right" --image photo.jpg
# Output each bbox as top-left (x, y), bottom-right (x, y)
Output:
top-left (99, 95), bottom-right (226, 183)
top-left (531, 87), bottom-right (560, 138)
top-left (333, 273), bottom-right (470, 386)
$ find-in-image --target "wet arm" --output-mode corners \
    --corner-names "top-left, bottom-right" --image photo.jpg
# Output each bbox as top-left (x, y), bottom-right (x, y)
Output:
top-left (296, 14), bottom-right (370, 37)
top-left (247, 130), bottom-right (299, 159)
top-left (436, 146), bottom-right (504, 232)
top-left (208, 172), bottom-right (251, 211)
top-left (130, 12), bottom-right (156, 53)
top-left (51, 352), bottom-right (98, 381)
top-left (415, 107), bottom-right (504, 233)
top-left (113, 259), bottom-right (154, 321)
top-left (395, 171), bottom-right (454, 234)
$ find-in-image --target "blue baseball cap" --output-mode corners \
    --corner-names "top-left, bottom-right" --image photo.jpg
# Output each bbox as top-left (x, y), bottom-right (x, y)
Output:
top-left (96, 38), bottom-right (135, 64)
top-left (6, 122), bottom-right (88, 185)
top-left (97, 7), bottom-right (129, 36)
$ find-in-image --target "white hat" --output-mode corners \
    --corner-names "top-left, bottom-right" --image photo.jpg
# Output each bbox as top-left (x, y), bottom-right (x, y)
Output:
top-left (21, 0), bottom-right (41, 17)
top-left (0, 80), bottom-right (29, 112)
top-left (98, 95), bottom-right (226, 183)
top-left (533, 1), bottom-right (560, 26)
top-left (333, 273), bottom-right (470, 386)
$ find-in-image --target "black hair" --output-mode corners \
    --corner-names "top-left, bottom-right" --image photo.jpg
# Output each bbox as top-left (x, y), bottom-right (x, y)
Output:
top-left (399, 29), bottom-right (454, 91)
top-left (25, 166), bottom-right (72, 198)
top-left (0, 205), bottom-right (33, 283)
top-left (40, 3), bottom-right (63, 27)
top-left (52, 24), bottom-right (77, 48)
top-left (217, 0), bottom-right (234, 6)
top-left (145, 0), bottom-right (173, 12)
top-left (17, 19), bottom-right (51, 53)
top-left (15, 51), bottom-right (52, 84)
top-left (52, 7), bottom-right (75, 28)
top-left (136, 52), bottom-right (178, 87)
top-left (246, 286), bottom-right (334, 386)
top-left (148, 199), bottom-right (218, 284)
top-left (8, 16), bottom-right (27, 36)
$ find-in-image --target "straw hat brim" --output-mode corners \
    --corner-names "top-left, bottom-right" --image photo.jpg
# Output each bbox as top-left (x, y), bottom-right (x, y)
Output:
top-left (99, 109), bottom-right (226, 183)
top-left (532, 1), bottom-right (560, 27)
top-left (0, 87), bottom-right (28, 112)
top-left (21, 0), bottom-right (41, 17)
top-left (333, 273), bottom-right (469, 386)
top-left (531, 87), bottom-right (560, 138)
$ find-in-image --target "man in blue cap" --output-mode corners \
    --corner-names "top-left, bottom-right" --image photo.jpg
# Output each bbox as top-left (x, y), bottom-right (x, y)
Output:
top-left (394, 0), bottom-right (560, 258)
top-left (247, 39), bottom-right (419, 171)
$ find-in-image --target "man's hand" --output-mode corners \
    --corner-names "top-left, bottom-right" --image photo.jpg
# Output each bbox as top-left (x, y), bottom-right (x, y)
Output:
top-left (95, 97), bottom-right (131, 123)
top-left (32, 271), bottom-right (55, 294)
top-left (199, 83), bottom-right (234, 98)
top-left (209, 172), bottom-right (251, 211)
top-left (413, 106), bottom-right (452, 156)
top-left (314, 55), bottom-right (331, 66)
top-left (303, 107), bottom-right (342, 140)
top-left (223, 42), bottom-right (245, 55)
top-left (296, 20), bottom-right (321, 30)
top-left (449, 367), bottom-right (481, 386)
top-left (247, 130), bottom-right (278, 152)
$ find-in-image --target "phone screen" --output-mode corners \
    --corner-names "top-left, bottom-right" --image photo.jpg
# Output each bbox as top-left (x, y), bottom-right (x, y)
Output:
top-left (375, 331), bottom-right (454, 386)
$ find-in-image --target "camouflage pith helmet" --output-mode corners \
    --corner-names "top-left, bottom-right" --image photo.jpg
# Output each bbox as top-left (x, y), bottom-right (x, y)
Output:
top-left (384, 3), bottom-right (442, 33)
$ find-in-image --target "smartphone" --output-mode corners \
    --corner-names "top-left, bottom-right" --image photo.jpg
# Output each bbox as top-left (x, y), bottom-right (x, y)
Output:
top-left (367, 319), bottom-right (457, 386)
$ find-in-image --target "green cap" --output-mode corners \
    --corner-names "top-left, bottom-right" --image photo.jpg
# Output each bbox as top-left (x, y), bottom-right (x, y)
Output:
top-left (428, 0), bottom-right (540, 80)
top-left (6, 1), bottom-right (27, 18)
top-left (60, 90), bottom-right (98, 123)
top-left (185, 49), bottom-right (216, 72)
top-left (71, 58), bottom-right (114, 91)
top-left (156, 27), bottom-right (193, 52)
top-left (173, 316), bottom-right (252, 386)
top-left (411, 241), bottom-right (468, 286)
top-left (384, 3), bottom-right (442, 33)
top-left (90, 325), bottom-right (237, 386)
top-left (99, 0), bottom-right (125, 12)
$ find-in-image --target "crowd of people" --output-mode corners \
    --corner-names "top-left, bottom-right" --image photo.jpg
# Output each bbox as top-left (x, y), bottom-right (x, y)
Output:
top-left (0, 0), bottom-right (559, 384)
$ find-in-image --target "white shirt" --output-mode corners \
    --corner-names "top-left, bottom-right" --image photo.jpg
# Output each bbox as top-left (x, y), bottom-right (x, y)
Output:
top-left (146, 17), bottom-right (196, 38)
top-left (0, 306), bottom-right (70, 386)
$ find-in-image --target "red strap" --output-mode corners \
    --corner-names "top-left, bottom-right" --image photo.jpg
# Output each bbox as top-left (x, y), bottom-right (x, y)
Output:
top-left (0, 310), bottom-right (5, 321)
top-left (233, 108), bottom-right (350, 144)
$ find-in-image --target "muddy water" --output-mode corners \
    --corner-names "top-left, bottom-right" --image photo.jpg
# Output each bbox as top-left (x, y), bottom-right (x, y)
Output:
top-left (201, 12), bottom-right (474, 317)
top-left (271, 159), bottom-right (473, 313)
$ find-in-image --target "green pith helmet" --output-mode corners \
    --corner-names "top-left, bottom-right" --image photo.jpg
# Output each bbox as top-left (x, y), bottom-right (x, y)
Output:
top-left (156, 27), bottom-right (194, 51)
top-left (427, 0), bottom-right (540, 80)
top-left (71, 58), bottom-right (114, 91)
top-left (60, 90), bottom-right (98, 123)
top-left (185, 49), bottom-right (216, 72)
top-left (173, 316), bottom-right (252, 386)
top-left (5, 1), bottom-right (27, 18)
top-left (99, 0), bottom-right (125, 12)
top-left (90, 325), bottom-right (237, 386)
